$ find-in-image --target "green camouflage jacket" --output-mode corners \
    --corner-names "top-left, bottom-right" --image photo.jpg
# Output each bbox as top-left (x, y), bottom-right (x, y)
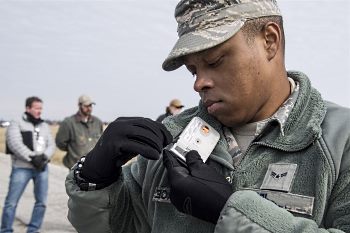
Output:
top-left (66, 71), bottom-right (350, 233)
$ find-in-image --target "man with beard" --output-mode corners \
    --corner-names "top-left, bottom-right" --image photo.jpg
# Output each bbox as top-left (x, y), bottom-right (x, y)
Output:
top-left (1, 96), bottom-right (55, 233)
top-left (56, 95), bottom-right (103, 169)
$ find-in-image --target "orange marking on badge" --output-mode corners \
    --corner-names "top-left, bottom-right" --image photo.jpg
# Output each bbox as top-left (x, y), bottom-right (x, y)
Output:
top-left (201, 125), bottom-right (210, 135)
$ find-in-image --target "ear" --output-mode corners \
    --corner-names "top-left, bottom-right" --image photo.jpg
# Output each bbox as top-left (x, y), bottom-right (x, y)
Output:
top-left (262, 22), bottom-right (282, 61)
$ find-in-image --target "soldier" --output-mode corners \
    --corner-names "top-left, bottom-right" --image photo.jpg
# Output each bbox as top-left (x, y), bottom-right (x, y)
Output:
top-left (66, 0), bottom-right (350, 232)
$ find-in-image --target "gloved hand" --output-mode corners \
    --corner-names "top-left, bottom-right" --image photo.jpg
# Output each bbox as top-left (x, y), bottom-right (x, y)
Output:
top-left (30, 154), bottom-right (48, 172)
top-left (81, 117), bottom-right (173, 185)
top-left (163, 150), bottom-right (233, 224)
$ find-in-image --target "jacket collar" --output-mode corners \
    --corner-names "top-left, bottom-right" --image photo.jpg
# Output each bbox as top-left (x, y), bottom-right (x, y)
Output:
top-left (164, 71), bottom-right (326, 161)
top-left (265, 71), bottom-right (326, 151)
top-left (22, 112), bottom-right (44, 126)
top-left (75, 112), bottom-right (94, 123)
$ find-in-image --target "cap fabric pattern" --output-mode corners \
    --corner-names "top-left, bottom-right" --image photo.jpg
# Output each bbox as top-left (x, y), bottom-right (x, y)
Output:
top-left (162, 0), bottom-right (281, 71)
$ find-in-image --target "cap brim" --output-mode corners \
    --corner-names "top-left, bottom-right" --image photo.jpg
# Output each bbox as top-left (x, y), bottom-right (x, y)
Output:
top-left (162, 19), bottom-right (245, 71)
top-left (80, 102), bottom-right (96, 105)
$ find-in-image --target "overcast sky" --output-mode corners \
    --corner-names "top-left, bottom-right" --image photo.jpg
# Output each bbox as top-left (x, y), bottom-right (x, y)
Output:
top-left (0, 0), bottom-right (349, 122)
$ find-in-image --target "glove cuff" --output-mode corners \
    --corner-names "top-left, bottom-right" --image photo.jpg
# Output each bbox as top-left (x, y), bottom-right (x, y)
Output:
top-left (73, 156), bottom-right (121, 191)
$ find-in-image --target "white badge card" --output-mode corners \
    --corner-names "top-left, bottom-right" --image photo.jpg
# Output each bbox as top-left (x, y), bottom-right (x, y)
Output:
top-left (169, 117), bottom-right (220, 163)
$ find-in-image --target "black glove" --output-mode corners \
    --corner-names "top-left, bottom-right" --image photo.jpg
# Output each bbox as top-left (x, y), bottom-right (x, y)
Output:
top-left (163, 150), bottom-right (233, 224)
top-left (81, 117), bottom-right (173, 185)
top-left (30, 154), bottom-right (48, 172)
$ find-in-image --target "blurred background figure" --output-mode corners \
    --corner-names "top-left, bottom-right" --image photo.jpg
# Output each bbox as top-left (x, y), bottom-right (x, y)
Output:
top-left (55, 95), bottom-right (103, 170)
top-left (156, 99), bottom-right (184, 122)
top-left (1, 96), bottom-right (55, 233)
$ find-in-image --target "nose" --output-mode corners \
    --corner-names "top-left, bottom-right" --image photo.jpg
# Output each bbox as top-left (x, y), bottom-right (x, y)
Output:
top-left (193, 71), bottom-right (213, 93)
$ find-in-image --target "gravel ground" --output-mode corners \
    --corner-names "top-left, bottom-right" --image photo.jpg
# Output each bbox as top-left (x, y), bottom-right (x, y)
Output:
top-left (0, 153), bottom-right (76, 233)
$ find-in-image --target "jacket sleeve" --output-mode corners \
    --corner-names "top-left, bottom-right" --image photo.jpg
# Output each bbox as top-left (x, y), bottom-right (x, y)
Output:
top-left (215, 184), bottom-right (349, 233)
top-left (65, 157), bottom-right (151, 233)
top-left (66, 170), bottom-right (117, 233)
top-left (55, 120), bottom-right (70, 151)
top-left (43, 124), bottom-right (56, 159)
top-left (6, 120), bottom-right (35, 161)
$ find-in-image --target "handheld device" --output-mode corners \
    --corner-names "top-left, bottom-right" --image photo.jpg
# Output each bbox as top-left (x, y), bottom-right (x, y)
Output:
top-left (168, 117), bottom-right (220, 163)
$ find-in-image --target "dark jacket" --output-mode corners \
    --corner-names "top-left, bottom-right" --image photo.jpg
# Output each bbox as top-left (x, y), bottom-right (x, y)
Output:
top-left (156, 111), bottom-right (171, 123)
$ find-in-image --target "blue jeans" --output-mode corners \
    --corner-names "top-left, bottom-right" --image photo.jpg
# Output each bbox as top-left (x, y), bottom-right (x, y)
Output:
top-left (1, 166), bottom-right (48, 233)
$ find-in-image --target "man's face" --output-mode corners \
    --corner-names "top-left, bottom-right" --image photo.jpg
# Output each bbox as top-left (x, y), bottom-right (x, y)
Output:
top-left (79, 104), bottom-right (93, 117)
top-left (26, 101), bottom-right (43, 119)
top-left (184, 31), bottom-right (272, 127)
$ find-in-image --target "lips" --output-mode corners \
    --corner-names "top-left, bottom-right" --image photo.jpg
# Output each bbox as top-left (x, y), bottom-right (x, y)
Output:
top-left (203, 99), bottom-right (217, 109)
top-left (203, 99), bottom-right (222, 114)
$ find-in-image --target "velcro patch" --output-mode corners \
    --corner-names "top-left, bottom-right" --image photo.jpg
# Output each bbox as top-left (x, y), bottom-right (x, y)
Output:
top-left (152, 187), bottom-right (171, 203)
top-left (254, 189), bottom-right (314, 216)
top-left (260, 163), bottom-right (297, 192)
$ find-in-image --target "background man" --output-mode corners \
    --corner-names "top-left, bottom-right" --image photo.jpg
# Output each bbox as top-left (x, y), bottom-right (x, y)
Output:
top-left (156, 98), bottom-right (184, 122)
top-left (1, 96), bottom-right (55, 233)
top-left (66, 0), bottom-right (350, 232)
top-left (55, 95), bottom-right (103, 169)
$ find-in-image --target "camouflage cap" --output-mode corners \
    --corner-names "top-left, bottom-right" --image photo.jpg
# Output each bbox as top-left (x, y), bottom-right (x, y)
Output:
top-left (162, 0), bottom-right (281, 71)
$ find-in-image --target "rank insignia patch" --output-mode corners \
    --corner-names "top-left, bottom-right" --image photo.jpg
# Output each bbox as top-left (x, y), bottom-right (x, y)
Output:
top-left (261, 163), bottom-right (297, 192)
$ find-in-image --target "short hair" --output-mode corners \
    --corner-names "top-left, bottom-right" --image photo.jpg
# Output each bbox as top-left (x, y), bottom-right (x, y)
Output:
top-left (241, 16), bottom-right (285, 53)
top-left (25, 96), bottom-right (42, 108)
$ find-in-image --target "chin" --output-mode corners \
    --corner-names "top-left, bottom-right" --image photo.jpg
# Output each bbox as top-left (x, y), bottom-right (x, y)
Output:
top-left (212, 115), bottom-right (229, 127)
top-left (216, 115), bottom-right (242, 128)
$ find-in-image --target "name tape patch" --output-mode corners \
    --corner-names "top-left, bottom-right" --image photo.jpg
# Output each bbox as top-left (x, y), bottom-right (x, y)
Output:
top-left (251, 189), bottom-right (314, 216)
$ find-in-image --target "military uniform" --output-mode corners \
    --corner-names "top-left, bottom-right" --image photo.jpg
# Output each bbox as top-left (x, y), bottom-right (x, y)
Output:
top-left (66, 72), bottom-right (350, 232)
top-left (66, 0), bottom-right (350, 232)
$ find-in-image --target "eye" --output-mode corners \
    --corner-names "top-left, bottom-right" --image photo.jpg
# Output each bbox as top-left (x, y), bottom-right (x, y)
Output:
top-left (208, 56), bottom-right (223, 68)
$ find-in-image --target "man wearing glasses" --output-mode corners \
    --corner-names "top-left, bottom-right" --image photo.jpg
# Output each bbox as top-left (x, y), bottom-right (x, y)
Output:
top-left (56, 95), bottom-right (103, 169)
